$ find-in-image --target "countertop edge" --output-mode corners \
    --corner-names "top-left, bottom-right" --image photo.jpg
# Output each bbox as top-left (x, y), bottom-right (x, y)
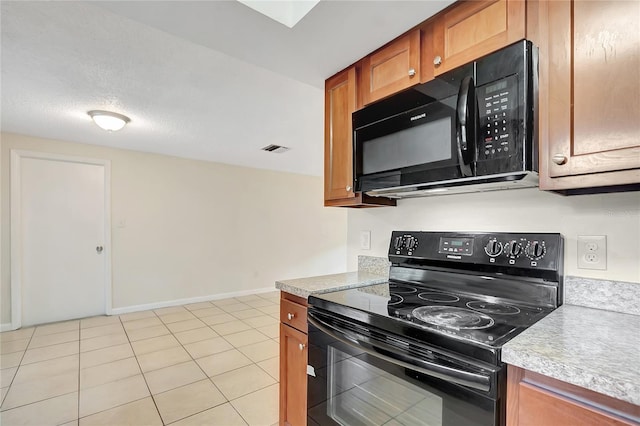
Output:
top-left (503, 347), bottom-right (640, 406)
top-left (275, 271), bottom-right (388, 299)
top-left (502, 305), bottom-right (640, 406)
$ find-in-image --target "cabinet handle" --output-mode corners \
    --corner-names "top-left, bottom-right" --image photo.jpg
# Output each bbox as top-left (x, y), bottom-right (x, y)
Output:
top-left (434, 56), bottom-right (442, 66)
top-left (408, 68), bottom-right (416, 77)
top-left (346, 185), bottom-right (352, 192)
top-left (299, 343), bottom-right (306, 351)
top-left (552, 154), bottom-right (568, 165)
top-left (287, 313), bottom-right (295, 320)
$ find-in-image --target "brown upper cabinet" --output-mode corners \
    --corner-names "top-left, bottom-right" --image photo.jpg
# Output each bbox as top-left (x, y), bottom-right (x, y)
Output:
top-left (324, 0), bottom-right (639, 207)
top-left (531, 0), bottom-right (640, 191)
top-left (324, 67), bottom-right (396, 207)
top-left (429, 0), bottom-right (525, 76)
top-left (360, 30), bottom-right (421, 106)
top-left (324, 67), bottom-right (356, 203)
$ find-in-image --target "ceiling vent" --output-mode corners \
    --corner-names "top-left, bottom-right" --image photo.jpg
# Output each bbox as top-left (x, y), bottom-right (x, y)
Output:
top-left (261, 144), bottom-right (290, 154)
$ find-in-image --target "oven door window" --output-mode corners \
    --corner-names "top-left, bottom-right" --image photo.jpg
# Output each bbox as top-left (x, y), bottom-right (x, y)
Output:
top-left (307, 339), bottom-right (497, 426)
top-left (328, 346), bottom-right (443, 425)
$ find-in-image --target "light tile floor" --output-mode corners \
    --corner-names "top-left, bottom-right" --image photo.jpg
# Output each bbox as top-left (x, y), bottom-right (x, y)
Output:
top-left (0, 292), bottom-right (281, 426)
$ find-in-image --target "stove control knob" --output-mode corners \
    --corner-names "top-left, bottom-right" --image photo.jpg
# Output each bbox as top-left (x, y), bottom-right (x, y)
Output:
top-left (484, 239), bottom-right (503, 257)
top-left (505, 240), bottom-right (522, 257)
top-left (393, 236), bottom-right (404, 250)
top-left (525, 241), bottom-right (546, 259)
top-left (405, 236), bottom-right (416, 250)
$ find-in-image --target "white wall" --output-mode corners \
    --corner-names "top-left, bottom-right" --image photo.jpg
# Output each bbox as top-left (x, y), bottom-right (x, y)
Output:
top-left (1, 133), bottom-right (348, 324)
top-left (347, 188), bottom-right (640, 283)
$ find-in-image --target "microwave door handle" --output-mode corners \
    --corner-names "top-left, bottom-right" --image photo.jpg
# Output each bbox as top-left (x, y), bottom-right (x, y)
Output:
top-left (456, 76), bottom-right (478, 177)
top-left (308, 313), bottom-right (491, 392)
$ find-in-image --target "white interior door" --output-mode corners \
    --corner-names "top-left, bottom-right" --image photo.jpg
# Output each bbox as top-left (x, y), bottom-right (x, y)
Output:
top-left (18, 155), bottom-right (107, 326)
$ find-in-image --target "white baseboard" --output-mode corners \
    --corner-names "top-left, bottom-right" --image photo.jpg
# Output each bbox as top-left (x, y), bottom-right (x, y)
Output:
top-left (110, 287), bottom-right (277, 315)
top-left (1, 323), bottom-right (16, 332)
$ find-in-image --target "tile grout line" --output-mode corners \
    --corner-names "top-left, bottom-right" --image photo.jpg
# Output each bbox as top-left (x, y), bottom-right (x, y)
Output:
top-left (156, 298), bottom-right (278, 426)
top-left (151, 302), bottom-right (249, 424)
top-left (207, 298), bottom-right (280, 425)
top-left (0, 293), bottom-right (281, 425)
top-left (0, 327), bottom-right (37, 409)
top-left (157, 303), bottom-right (241, 425)
top-left (0, 324), bottom-right (80, 415)
top-left (66, 316), bottom-right (164, 422)
top-left (119, 310), bottom-right (166, 425)
top-left (166, 299), bottom-right (278, 424)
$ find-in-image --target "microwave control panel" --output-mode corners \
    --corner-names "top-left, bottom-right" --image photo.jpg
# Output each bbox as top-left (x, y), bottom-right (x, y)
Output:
top-left (478, 75), bottom-right (518, 160)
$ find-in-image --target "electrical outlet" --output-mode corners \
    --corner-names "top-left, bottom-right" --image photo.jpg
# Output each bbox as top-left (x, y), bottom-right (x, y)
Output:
top-left (577, 235), bottom-right (607, 270)
top-left (360, 230), bottom-right (371, 250)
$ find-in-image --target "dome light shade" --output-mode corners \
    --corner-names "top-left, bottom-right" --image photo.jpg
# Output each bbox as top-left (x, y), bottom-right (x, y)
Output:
top-left (88, 110), bottom-right (130, 131)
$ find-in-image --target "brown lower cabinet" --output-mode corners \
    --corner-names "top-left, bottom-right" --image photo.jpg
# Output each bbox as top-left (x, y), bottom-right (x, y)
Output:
top-left (507, 365), bottom-right (640, 426)
top-left (279, 292), bottom-right (308, 426)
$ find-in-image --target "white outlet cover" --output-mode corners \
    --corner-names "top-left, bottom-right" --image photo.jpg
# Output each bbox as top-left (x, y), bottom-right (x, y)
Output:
top-left (577, 235), bottom-right (607, 270)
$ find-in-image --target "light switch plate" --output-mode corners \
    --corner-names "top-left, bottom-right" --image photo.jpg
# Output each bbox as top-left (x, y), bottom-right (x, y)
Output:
top-left (360, 230), bottom-right (371, 250)
top-left (577, 235), bottom-right (607, 270)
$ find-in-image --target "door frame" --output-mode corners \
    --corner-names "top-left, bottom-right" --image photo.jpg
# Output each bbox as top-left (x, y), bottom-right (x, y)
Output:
top-left (10, 150), bottom-right (112, 330)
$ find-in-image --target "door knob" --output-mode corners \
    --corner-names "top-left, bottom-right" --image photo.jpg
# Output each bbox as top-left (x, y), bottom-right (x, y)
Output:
top-left (433, 56), bottom-right (442, 66)
top-left (346, 185), bottom-right (352, 192)
top-left (408, 68), bottom-right (416, 77)
top-left (96, 246), bottom-right (104, 254)
top-left (299, 343), bottom-right (306, 351)
top-left (552, 154), bottom-right (568, 165)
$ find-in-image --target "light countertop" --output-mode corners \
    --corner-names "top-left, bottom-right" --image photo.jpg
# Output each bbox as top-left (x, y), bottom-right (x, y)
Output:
top-left (502, 304), bottom-right (640, 405)
top-left (275, 271), bottom-right (387, 299)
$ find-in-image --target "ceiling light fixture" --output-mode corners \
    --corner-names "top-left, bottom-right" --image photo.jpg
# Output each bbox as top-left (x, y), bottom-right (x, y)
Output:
top-left (88, 110), bottom-right (130, 132)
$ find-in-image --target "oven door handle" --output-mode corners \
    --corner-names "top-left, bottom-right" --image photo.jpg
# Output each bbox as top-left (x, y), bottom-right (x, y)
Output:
top-left (308, 313), bottom-right (491, 392)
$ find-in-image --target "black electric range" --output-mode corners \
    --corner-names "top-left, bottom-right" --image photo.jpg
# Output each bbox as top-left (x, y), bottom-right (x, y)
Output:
top-left (309, 231), bottom-right (564, 365)
top-left (307, 232), bottom-right (564, 426)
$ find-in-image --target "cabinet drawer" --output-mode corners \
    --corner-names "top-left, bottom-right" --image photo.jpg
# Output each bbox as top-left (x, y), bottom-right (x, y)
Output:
top-left (280, 299), bottom-right (307, 333)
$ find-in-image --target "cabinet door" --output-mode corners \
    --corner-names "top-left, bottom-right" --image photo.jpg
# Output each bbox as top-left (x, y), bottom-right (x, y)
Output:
top-left (516, 384), bottom-right (634, 426)
top-left (360, 29), bottom-right (421, 105)
top-left (540, 0), bottom-right (640, 188)
top-left (430, 0), bottom-right (525, 76)
top-left (507, 365), bottom-right (640, 426)
top-left (324, 67), bottom-right (357, 202)
top-left (280, 323), bottom-right (308, 426)
top-left (324, 68), bottom-right (397, 207)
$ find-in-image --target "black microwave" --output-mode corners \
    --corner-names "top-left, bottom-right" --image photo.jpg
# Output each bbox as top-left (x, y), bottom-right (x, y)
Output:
top-left (353, 40), bottom-right (538, 197)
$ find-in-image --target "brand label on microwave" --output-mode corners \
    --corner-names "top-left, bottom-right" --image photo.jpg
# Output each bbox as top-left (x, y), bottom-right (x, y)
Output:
top-left (410, 113), bottom-right (426, 121)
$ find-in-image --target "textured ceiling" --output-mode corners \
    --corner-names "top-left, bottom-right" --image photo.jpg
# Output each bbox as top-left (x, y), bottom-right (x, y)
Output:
top-left (1, 1), bottom-right (454, 176)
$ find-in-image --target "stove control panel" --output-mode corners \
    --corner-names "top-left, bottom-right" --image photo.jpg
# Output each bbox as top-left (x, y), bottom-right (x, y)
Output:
top-left (389, 231), bottom-right (563, 272)
top-left (438, 237), bottom-right (473, 256)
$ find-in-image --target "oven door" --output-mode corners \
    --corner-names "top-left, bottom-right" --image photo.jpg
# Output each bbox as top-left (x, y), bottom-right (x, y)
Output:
top-left (307, 311), bottom-right (502, 426)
